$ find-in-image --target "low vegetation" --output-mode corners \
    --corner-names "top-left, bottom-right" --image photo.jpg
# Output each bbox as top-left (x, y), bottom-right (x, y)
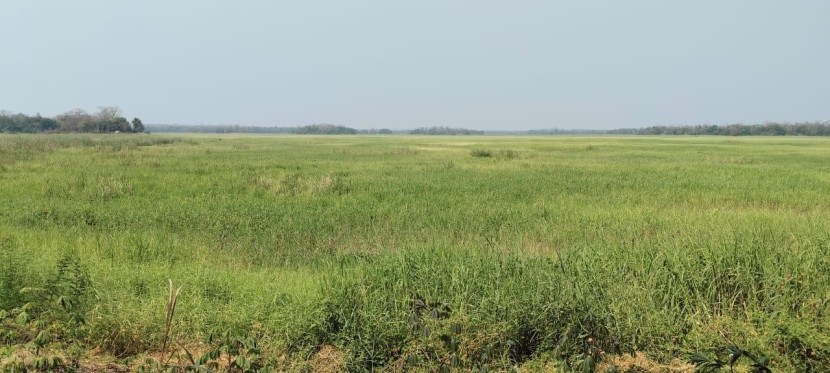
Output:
top-left (1, 134), bottom-right (828, 371)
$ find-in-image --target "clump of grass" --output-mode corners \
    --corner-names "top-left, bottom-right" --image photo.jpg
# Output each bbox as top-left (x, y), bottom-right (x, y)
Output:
top-left (496, 149), bottom-right (518, 159)
top-left (470, 149), bottom-right (518, 159)
top-left (0, 238), bottom-right (28, 310)
top-left (308, 248), bottom-right (617, 371)
top-left (248, 173), bottom-right (351, 196)
top-left (97, 176), bottom-right (132, 200)
top-left (470, 149), bottom-right (493, 157)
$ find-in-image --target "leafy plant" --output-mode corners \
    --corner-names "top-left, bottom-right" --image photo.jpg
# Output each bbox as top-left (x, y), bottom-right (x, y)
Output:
top-left (0, 254), bottom-right (87, 371)
top-left (690, 346), bottom-right (772, 373)
top-left (0, 252), bottom-right (91, 346)
top-left (197, 327), bottom-right (276, 372)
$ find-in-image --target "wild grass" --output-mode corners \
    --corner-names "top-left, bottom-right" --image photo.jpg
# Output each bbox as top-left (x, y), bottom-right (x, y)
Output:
top-left (0, 134), bottom-right (829, 371)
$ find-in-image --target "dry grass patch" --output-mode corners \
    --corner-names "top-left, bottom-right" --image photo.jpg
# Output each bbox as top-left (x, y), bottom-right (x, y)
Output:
top-left (308, 345), bottom-right (347, 373)
top-left (598, 353), bottom-right (694, 373)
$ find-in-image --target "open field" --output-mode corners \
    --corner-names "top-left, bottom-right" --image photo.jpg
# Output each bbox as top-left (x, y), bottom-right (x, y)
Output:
top-left (1, 134), bottom-right (829, 371)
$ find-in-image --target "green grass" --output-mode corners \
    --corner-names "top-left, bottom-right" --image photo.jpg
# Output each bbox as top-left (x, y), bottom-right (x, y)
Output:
top-left (1, 134), bottom-right (829, 371)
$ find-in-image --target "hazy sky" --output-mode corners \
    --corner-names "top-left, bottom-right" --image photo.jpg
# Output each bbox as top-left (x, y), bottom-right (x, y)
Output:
top-left (2, 1), bottom-right (828, 130)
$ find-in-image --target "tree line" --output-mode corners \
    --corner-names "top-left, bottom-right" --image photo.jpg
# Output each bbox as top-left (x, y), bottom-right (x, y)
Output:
top-left (147, 123), bottom-right (397, 134)
top-left (5, 109), bottom-right (829, 137)
top-left (526, 128), bottom-right (607, 135)
top-left (147, 124), bottom-right (295, 134)
top-left (0, 107), bottom-right (144, 133)
top-left (409, 126), bottom-right (484, 135)
top-left (609, 121), bottom-right (830, 136)
top-left (295, 123), bottom-right (359, 134)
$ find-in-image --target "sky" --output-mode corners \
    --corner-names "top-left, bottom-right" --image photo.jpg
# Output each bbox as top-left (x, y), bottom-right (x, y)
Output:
top-left (1, 1), bottom-right (828, 130)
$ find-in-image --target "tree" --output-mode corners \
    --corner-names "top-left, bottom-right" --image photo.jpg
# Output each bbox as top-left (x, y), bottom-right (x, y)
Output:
top-left (96, 106), bottom-right (122, 121)
top-left (56, 109), bottom-right (93, 132)
top-left (132, 117), bottom-right (145, 132)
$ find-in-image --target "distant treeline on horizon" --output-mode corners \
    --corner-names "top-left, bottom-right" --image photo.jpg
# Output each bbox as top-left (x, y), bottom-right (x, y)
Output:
top-left (609, 121), bottom-right (830, 136)
top-left (2, 109), bottom-right (829, 136)
top-left (144, 122), bottom-right (830, 136)
top-left (0, 108), bottom-right (144, 133)
top-left (145, 124), bottom-right (484, 135)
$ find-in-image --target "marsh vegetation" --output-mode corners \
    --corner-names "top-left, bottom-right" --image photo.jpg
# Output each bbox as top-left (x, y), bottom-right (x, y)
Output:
top-left (0, 134), bottom-right (828, 371)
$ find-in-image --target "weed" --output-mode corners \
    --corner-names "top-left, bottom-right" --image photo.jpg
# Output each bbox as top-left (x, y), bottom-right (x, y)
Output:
top-left (161, 280), bottom-right (182, 365)
top-left (0, 252), bottom-right (90, 372)
top-left (689, 345), bottom-right (772, 373)
top-left (197, 327), bottom-right (277, 372)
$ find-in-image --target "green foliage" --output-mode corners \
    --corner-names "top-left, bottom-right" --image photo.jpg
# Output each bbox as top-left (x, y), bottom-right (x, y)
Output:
top-left (0, 252), bottom-right (92, 348)
top-left (1, 354), bottom-right (67, 372)
top-left (312, 248), bottom-right (622, 370)
top-left (131, 117), bottom-right (145, 133)
top-left (135, 326), bottom-right (277, 372)
top-left (689, 346), bottom-right (772, 373)
top-left (0, 240), bottom-right (27, 311)
top-left (198, 327), bottom-right (277, 372)
top-left (0, 113), bottom-right (58, 133)
top-left (0, 107), bottom-right (137, 133)
top-left (0, 253), bottom-right (90, 371)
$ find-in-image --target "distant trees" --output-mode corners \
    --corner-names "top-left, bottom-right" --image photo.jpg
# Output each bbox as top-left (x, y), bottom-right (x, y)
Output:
top-left (150, 123), bottom-right (362, 135)
top-left (527, 128), bottom-right (607, 135)
top-left (358, 128), bottom-right (395, 134)
top-left (409, 126), bottom-right (484, 135)
top-left (146, 124), bottom-right (296, 133)
top-left (0, 107), bottom-right (144, 133)
top-left (0, 112), bottom-right (59, 133)
top-left (295, 124), bottom-right (358, 134)
top-left (147, 124), bottom-right (398, 135)
top-left (6, 110), bottom-right (827, 137)
top-left (608, 122), bottom-right (830, 136)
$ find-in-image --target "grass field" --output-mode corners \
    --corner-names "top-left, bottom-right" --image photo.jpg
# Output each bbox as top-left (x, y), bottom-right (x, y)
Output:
top-left (1, 134), bottom-right (829, 372)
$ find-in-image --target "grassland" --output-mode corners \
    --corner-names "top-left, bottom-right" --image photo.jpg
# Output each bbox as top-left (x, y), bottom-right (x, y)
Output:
top-left (0, 134), bottom-right (829, 372)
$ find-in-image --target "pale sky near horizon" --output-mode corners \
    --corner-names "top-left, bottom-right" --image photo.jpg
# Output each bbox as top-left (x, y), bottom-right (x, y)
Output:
top-left (1, 1), bottom-right (828, 130)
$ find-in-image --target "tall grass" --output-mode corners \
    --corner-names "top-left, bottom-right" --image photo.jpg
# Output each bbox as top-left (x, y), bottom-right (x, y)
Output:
top-left (312, 235), bottom-right (828, 370)
top-left (0, 134), bottom-right (829, 371)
